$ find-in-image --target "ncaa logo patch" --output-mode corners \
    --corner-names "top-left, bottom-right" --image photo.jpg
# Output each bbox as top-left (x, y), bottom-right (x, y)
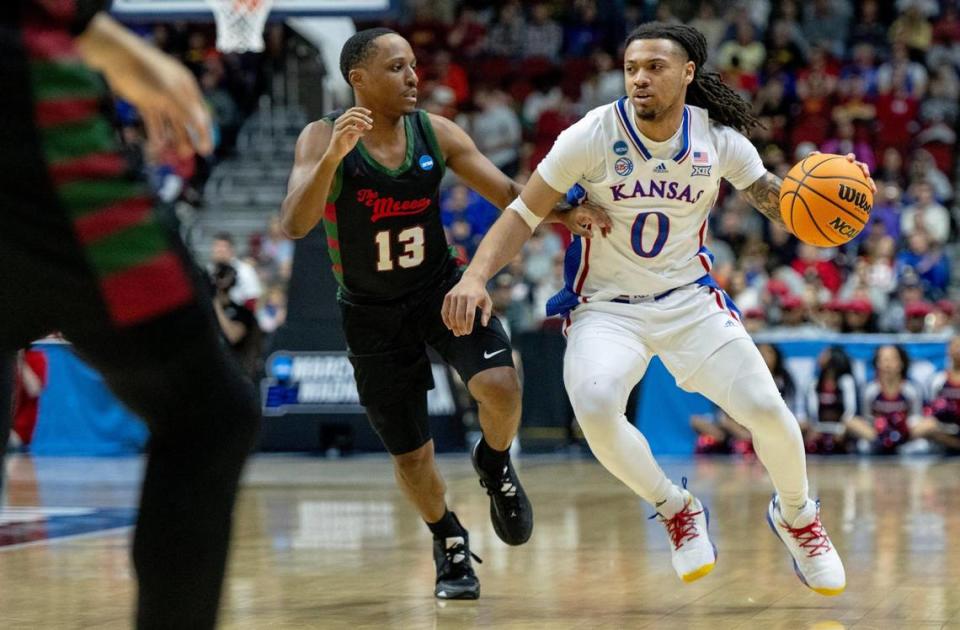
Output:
top-left (614, 157), bottom-right (634, 177)
top-left (418, 154), bottom-right (434, 171)
top-left (613, 140), bottom-right (629, 156)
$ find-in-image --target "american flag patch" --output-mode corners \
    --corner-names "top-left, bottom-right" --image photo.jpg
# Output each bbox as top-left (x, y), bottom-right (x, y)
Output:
top-left (693, 151), bottom-right (709, 164)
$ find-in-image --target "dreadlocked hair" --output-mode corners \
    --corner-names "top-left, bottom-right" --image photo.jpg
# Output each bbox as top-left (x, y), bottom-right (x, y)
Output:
top-left (624, 22), bottom-right (762, 134)
top-left (339, 27), bottom-right (396, 83)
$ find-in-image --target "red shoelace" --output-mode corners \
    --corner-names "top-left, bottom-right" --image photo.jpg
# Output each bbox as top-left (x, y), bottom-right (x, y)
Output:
top-left (664, 504), bottom-right (702, 550)
top-left (784, 516), bottom-right (832, 557)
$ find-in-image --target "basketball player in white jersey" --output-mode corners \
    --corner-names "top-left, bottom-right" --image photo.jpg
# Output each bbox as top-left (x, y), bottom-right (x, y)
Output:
top-left (443, 23), bottom-right (876, 595)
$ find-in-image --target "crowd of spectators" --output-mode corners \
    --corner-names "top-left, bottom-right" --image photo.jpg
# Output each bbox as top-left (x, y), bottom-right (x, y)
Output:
top-left (110, 23), bottom-right (294, 371)
top-left (113, 1), bottom-right (960, 346)
top-left (370, 0), bottom-right (959, 337)
top-left (11, 1), bottom-right (960, 454)
top-left (109, 1), bottom-right (960, 374)
top-left (115, 22), bottom-right (289, 205)
top-left (692, 335), bottom-right (960, 457)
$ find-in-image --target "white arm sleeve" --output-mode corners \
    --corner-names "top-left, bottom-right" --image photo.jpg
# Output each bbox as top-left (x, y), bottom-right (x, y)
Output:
top-left (536, 116), bottom-right (605, 193)
top-left (713, 123), bottom-right (767, 191)
top-left (840, 375), bottom-right (859, 422)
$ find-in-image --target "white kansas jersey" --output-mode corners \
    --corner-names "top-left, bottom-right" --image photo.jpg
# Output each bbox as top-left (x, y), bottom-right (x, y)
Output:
top-left (538, 97), bottom-right (765, 317)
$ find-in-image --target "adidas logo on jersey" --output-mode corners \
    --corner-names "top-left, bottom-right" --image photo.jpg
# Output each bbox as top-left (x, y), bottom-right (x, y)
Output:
top-left (654, 162), bottom-right (668, 174)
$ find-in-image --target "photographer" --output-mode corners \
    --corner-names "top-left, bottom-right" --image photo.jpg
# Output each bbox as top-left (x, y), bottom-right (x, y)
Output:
top-left (211, 263), bottom-right (262, 380)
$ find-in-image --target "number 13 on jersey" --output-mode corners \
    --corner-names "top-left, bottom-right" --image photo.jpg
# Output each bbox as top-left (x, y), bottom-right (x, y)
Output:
top-left (375, 226), bottom-right (425, 271)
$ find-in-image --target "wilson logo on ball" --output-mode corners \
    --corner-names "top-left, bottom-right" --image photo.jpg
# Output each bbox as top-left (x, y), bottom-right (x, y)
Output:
top-left (828, 217), bottom-right (859, 238)
top-left (837, 184), bottom-right (871, 212)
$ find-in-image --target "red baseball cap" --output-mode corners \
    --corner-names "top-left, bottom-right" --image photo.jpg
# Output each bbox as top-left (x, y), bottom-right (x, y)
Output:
top-left (766, 279), bottom-right (791, 297)
top-left (905, 301), bottom-right (934, 318)
top-left (781, 295), bottom-right (804, 309)
top-left (844, 298), bottom-right (874, 314)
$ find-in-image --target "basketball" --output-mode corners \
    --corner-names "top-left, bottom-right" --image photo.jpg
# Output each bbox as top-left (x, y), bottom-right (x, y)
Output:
top-left (779, 153), bottom-right (873, 247)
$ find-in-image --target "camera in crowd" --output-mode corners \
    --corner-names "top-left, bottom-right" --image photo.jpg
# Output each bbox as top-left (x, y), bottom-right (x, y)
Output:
top-left (210, 262), bottom-right (238, 297)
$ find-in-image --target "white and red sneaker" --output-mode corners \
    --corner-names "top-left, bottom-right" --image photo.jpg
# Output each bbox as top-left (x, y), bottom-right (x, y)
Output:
top-left (766, 495), bottom-right (845, 596)
top-left (657, 485), bottom-right (717, 583)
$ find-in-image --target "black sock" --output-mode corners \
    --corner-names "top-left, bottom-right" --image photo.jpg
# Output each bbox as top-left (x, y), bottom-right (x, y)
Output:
top-left (477, 437), bottom-right (510, 478)
top-left (426, 509), bottom-right (463, 539)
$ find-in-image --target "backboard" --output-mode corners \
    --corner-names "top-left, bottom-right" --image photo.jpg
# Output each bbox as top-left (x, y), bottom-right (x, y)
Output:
top-left (111, 0), bottom-right (397, 21)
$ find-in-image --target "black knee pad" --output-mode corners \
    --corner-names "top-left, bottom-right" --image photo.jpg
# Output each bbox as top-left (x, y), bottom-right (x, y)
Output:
top-left (366, 394), bottom-right (430, 455)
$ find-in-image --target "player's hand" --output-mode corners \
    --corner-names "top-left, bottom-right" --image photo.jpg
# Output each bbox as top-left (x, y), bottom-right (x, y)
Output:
top-left (77, 15), bottom-right (213, 157)
top-left (325, 107), bottom-right (374, 161)
top-left (842, 152), bottom-right (877, 195)
top-left (812, 150), bottom-right (877, 195)
top-left (116, 52), bottom-right (212, 158)
top-left (559, 199), bottom-right (612, 238)
top-left (442, 273), bottom-right (492, 336)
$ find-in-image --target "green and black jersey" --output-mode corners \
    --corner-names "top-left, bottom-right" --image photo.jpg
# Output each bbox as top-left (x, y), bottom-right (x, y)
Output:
top-left (322, 109), bottom-right (458, 302)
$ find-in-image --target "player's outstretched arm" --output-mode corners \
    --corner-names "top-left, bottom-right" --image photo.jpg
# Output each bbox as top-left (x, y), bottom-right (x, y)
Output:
top-left (280, 107), bottom-right (373, 238)
top-left (741, 153), bottom-right (875, 233)
top-left (428, 114), bottom-right (611, 238)
top-left (77, 14), bottom-right (212, 158)
top-left (429, 113), bottom-right (517, 209)
top-left (442, 171), bottom-right (563, 336)
top-left (741, 171), bottom-right (789, 231)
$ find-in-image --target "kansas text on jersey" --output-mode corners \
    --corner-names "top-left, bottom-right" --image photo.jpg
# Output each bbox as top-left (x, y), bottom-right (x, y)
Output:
top-left (536, 98), bottom-right (767, 316)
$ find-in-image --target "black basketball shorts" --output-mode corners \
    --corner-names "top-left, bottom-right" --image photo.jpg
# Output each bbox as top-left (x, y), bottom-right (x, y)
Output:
top-left (339, 269), bottom-right (514, 454)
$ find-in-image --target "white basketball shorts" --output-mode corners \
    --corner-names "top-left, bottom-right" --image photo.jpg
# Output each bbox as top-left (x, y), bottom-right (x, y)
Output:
top-left (564, 282), bottom-right (751, 390)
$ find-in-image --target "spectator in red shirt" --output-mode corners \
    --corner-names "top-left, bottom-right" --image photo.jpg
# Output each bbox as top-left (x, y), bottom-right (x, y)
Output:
top-left (791, 243), bottom-right (842, 294)
top-left (792, 47), bottom-right (839, 146)
top-left (10, 349), bottom-right (48, 449)
top-left (875, 81), bottom-right (920, 152)
top-left (431, 49), bottom-right (469, 107)
top-left (932, 4), bottom-right (960, 52)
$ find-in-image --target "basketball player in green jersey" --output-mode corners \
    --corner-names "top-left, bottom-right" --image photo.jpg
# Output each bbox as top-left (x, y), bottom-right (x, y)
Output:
top-left (1, 5), bottom-right (257, 628)
top-left (280, 28), bottom-right (609, 599)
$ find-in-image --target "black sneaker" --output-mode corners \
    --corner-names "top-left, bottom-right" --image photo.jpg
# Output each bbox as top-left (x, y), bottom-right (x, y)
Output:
top-left (433, 526), bottom-right (482, 600)
top-left (471, 440), bottom-right (533, 545)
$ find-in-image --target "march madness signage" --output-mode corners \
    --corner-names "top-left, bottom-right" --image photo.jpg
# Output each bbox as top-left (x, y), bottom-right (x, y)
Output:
top-left (261, 351), bottom-right (456, 417)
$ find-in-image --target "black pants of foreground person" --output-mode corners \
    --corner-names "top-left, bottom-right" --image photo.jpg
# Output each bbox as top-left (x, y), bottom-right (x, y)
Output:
top-left (0, 122), bottom-right (261, 630)
top-left (0, 235), bottom-right (261, 630)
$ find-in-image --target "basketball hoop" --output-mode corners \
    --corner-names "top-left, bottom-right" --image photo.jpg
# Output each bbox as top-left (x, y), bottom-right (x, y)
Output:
top-left (205, 0), bottom-right (274, 53)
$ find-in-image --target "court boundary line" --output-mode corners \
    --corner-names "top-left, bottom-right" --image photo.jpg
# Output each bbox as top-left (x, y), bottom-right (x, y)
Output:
top-left (0, 525), bottom-right (133, 552)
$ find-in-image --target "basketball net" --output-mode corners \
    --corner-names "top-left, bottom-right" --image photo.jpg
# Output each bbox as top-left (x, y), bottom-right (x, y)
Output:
top-left (206, 0), bottom-right (274, 53)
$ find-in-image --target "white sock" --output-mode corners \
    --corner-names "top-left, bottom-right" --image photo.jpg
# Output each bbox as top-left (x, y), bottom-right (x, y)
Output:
top-left (654, 484), bottom-right (687, 519)
top-left (780, 498), bottom-right (816, 527)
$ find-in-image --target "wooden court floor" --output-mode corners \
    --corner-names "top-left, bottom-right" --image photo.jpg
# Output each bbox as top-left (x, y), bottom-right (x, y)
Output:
top-left (2, 453), bottom-right (960, 629)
